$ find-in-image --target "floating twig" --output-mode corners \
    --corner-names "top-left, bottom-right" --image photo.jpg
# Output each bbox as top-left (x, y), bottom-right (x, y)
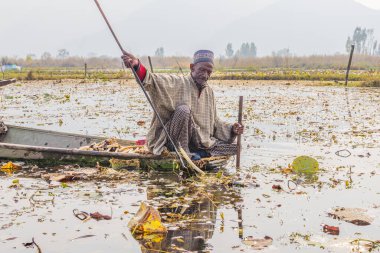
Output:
top-left (287, 180), bottom-right (298, 191)
top-left (32, 238), bottom-right (42, 253)
top-left (73, 209), bottom-right (90, 221)
top-left (335, 149), bottom-right (351, 158)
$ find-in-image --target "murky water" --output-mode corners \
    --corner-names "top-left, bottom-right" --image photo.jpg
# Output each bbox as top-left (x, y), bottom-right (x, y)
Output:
top-left (1, 80), bottom-right (380, 252)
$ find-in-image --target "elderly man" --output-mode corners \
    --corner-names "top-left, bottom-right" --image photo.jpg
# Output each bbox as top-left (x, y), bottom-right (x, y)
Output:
top-left (122, 50), bottom-right (243, 160)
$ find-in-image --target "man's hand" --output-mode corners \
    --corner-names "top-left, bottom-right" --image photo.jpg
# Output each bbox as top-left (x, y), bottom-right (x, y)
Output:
top-left (232, 123), bottom-right (244, 135)
top-left (121, 50), bottom-right (139, 69)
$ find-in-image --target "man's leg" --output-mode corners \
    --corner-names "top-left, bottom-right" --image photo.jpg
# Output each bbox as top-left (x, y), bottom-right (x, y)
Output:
top-left (165, 105), bottom-right (194, 154)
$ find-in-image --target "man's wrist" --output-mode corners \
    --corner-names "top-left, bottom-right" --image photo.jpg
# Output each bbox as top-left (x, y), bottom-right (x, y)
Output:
top-left (133, 60), bottom-right (140, 71)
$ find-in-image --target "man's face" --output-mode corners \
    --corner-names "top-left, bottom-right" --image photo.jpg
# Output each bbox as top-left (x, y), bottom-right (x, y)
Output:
top-left (190, 62), bottom-right (214, 86)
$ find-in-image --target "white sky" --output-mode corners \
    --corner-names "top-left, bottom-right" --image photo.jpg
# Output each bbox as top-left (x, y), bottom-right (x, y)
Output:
top-left (0, 0), bottom-right (379, 57)
top-left (358, 0), bottom-right (380, 9)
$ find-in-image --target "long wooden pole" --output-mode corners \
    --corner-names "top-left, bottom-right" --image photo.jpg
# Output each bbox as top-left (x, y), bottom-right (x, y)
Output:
top-left (236, 96), bottom-right (244, 169)
top-left (93, 0), bottom-right (186, 169)
top-left (148, 56), bottom-right (154, 73)
top-left (175, 58), bottom-right (185, 76)
top-left (345, 45), bottom-right (355, 86)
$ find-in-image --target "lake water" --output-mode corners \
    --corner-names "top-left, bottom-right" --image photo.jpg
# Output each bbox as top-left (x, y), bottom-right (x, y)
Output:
top-left (1, 80), bottom-right (379, 252)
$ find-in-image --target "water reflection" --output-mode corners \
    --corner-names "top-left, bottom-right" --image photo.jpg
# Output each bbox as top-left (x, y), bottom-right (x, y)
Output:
top-left (135, 172), bottom-right (243, 252)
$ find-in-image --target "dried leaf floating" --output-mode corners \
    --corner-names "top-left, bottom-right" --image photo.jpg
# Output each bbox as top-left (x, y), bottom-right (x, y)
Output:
top-left (243, 236), bottom-right (273, 250)
top-left (1, 161), bottom-right (22, 175)
top-left (272, 185), bottom-right (282, 191)
top-left (351, 239), bottom-right (380, 252)
top-left (90, 212), bottom-right (112, 221)
top-left (328, 207), bottom-right (374, 226)
top-left (128, 202), bottom-right (167, 235)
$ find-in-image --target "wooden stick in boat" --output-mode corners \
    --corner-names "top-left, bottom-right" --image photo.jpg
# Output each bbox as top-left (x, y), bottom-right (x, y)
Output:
top-left (179, 147), bottom-right (205, 176)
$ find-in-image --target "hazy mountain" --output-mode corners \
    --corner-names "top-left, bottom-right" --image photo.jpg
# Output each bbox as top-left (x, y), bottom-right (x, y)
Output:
top-left (2, 0), bottom-right (380, 57)
top-left (209, 0), bottom-right (380, 55)
top-left (69, 0), bottom-right (380, 57)
top-left (66, 0), bottom-right (276, 57)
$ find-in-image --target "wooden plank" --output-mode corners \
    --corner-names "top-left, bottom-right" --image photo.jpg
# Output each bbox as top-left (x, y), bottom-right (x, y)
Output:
top-left (2, 124), bottom-right (133, 148)
top-left (0, 142), bottom-right (159, 160)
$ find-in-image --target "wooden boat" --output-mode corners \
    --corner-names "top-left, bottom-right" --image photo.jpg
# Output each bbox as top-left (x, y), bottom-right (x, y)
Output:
top-left (0, 124), bottom-right (229, 170)
top-left (0, 78), bottom-right (17, 87)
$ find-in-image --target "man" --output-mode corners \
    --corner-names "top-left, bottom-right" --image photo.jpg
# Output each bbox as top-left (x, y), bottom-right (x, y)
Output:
top-left (122, 50), bottom-right (243, 160)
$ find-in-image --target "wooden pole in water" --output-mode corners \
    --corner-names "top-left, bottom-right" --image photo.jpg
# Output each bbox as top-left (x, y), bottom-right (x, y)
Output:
top-left (84, 62), bottom-right (87, 79)
top-left (148, 56), bottom-right (154, 73)
top-left (237, 208), bottom-right (243, 238)
top-left (345, 45), bottom-right (355, 86)
top-left (236, 96), bottom-right (244, 170)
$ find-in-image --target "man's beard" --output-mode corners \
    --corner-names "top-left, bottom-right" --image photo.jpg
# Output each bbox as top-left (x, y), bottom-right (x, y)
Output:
top-left (195, 77), bottom-right (207, 88)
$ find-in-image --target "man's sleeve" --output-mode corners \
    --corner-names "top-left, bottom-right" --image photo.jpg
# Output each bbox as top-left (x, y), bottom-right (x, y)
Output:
top-left (134, 61), bottom-right (147, 82)
top-left (214, 116), bottom-right (237, 143)
top-left (212, 90), bottom-right (237, 143)
top-left (139, 65), bottom-right (184, 93)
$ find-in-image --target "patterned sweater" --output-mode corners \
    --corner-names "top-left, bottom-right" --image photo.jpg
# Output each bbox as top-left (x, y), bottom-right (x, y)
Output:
top-left (141, 71), bottom-right (235, 155)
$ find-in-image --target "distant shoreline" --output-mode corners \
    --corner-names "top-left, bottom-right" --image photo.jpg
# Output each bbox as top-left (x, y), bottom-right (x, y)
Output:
top-left (2, 79), bottom-right (378, 88)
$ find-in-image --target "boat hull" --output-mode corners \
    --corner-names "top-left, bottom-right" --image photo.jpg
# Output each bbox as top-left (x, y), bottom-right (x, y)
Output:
top-left (0, 125), bottom-right (229, 170)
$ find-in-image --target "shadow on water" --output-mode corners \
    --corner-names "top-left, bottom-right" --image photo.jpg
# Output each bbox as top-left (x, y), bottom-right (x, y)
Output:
top-left (134, 172), bottom-right (243, 253)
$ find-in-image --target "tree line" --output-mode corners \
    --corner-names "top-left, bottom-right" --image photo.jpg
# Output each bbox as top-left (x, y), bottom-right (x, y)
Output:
top-left (225, 42), bottom-right (257, 58)
top-left (346, 27), bottom-right (380, 55)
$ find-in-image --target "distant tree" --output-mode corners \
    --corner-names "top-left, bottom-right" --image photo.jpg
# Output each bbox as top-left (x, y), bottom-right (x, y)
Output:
top-left (225, 43), bottom-right (234, 58)
top-left (347, 27), bottom-right (378, 55)
top-left (236, 42), bottom-right (257, 57)
top-left (1, 57), bottom-right (9, 65)
top-left (249, 43), bottom-right (257, 57)
top-left (346, 36), bottom-right (353, 53)
top-left (240, 42), bottom-right (250, 57)
top-left (272, 48), bottom-right (291, 57)
top-left (41, 52), bottom-right (52, 60)
top-left (366, 29), bottom-right (375, 55)
top-left (155, 47), bottom-right (164, 57)
top-left (373, 41), bottom-right (378, 55)
top-left (57, 49), bottom-right (69, 59)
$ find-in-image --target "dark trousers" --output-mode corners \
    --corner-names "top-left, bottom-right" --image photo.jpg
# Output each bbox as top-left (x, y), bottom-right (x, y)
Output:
top-left (165, 105), bottom-right (237, 157)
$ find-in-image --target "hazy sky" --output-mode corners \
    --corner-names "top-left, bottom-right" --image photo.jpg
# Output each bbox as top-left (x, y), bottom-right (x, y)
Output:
top-left (0, 0), bottom-right (380, 57)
